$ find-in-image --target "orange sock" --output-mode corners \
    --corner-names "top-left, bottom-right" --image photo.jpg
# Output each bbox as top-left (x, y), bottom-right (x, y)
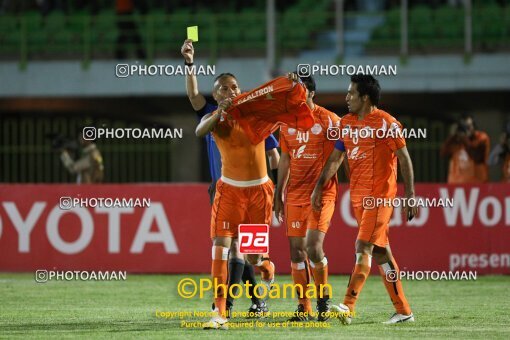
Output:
top-left (291, 261), bottom-right (312, 312)
top-left (378, 258), bottom-right (412, 315)
top-left (311, 257), bottom-right (329, 298)
top-left (256, 254), bottom-right (274, 281)
top-left (343, 253), bottom-right (372, 312)
top-left (211, 246), bottom-right (229, 317)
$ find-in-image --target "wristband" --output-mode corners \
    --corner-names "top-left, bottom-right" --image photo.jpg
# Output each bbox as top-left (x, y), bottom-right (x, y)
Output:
top-left (184, 61), bottom-right (194, 66)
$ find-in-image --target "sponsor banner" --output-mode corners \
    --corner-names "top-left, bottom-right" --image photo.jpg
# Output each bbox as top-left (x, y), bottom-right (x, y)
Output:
top-left (0, 184), bottom-right (508, 274)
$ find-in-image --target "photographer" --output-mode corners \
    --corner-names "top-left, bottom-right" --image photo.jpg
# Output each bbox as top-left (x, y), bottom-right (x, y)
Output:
top-left (56, 131), bottom-right (104, 184)
top-left (441, 115), bottom-right (490, 183)
top-left (488, 121), bottom-right (510, 182)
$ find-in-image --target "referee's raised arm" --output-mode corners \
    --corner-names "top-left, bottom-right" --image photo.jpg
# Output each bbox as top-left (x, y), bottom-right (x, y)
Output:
top-left (181, 39), bottom-right (206, 110)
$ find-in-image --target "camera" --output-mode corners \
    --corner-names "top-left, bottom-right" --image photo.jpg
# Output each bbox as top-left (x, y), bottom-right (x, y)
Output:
top-left (456, 121), bottom-right (470, 134)
top-left (45, 133), bottom-right (78, 151)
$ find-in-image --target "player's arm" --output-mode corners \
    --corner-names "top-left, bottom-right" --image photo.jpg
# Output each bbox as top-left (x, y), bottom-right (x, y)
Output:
top-left (265, 134), bottom-right (280, 180)
top-left (195, 111), bottom-right (220, 137)
top-left (328, 112), bottom-right (349, 179)
top-left (311, 147), bottom-right (345, 211)
top-left (266, 148), bottom-right (280, 179)
top-left (342, 158), bottom-right (350, 179)
top-left (195, 99), bottom-right (232, 137)
top-left (181, 39), bottom-right (206, 111)
top-left (395, 146), bottom-right (418, 221)
top-left (274, 151), bottom-right (290, 222)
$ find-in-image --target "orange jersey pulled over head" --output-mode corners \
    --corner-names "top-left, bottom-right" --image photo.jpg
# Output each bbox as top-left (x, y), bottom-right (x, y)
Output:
top-left (339, 109), bottom-right (405, 207)
top-left (227, 77), bottom-right (314, 145)
top-left (280, 105), bottom-right (341, 205)
top-left (212, 113), bottom-right (267, 181)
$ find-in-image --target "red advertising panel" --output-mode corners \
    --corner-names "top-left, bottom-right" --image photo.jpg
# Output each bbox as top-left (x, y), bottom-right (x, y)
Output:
top-left (0, 184), bottom-right (508, 274)
top-left (239, 224), bottom-right (270, 254)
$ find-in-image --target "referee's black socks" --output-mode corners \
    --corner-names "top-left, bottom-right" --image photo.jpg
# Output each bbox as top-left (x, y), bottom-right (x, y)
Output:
top-left (242, 261), bottom-right (262, 305)
top-left (227, 258), bottom-right (245, 308)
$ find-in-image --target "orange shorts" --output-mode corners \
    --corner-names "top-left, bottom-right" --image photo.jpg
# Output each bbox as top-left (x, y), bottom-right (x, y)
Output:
top-left (285, 200), bottom-right (335, 237)
top-left (353, 206), bottom-right (393, 247)
top-left (210, 178), bottom-right (274, 239)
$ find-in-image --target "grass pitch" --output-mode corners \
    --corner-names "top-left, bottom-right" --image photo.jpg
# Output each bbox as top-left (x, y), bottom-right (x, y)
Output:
top-left (1, 273), bottom-right (509, 339)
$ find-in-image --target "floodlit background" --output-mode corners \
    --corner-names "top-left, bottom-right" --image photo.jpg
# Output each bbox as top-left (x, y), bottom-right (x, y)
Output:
top-left (0, 0), bottom-right (509, 183)
top-left (1, 1), bottom-right (510, 338)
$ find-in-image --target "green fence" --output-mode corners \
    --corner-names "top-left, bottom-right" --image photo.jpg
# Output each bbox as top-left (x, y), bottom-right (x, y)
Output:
top-left (365, 4), bottom-right (510, 52)
top-left (0, 115), bottom-right (448, 183)
top-left (0, 116), bottom-right (176, 183)
top-left (398, 117), bottom-right (448, 183)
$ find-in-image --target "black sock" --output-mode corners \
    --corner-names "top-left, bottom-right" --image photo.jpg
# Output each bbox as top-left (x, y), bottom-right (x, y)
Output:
top-left (242, 262), bottom-right (261, 305)
top-left (227, 258), bottom-right (245, 306)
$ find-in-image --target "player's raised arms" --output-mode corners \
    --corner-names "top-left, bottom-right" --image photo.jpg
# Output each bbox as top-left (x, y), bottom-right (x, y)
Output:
top-left (181, 39), bottom-right (206, 110)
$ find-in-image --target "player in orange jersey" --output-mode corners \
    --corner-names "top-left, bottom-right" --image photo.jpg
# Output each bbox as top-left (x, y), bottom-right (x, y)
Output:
top-left (274, 72), bottom-right (341, 322)
top-left (196, 74), bottom-right (277, 330)
top-left (312, 74), bottom-right (417, 325)
top-left (182, 39), bottom-right (280, 319)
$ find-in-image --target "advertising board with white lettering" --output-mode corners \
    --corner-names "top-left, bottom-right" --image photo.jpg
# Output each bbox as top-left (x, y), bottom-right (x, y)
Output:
top-left (0, 184), bottom-right (508, 274)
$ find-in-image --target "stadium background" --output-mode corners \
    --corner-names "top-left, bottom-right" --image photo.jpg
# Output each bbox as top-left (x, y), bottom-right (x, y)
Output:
top-left (0, 0), bottom-right (509, 276)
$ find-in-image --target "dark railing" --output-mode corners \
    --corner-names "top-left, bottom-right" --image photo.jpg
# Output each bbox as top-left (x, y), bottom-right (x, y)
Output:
top-left (0, 115), bottom-right (448, 183)
top-left (0, 116), bottom-right (175, 183)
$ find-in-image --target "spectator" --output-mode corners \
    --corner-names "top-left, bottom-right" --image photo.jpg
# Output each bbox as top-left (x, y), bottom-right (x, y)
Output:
top-left (59, 130), bottom-right (104, 184)
top-left (488, 121), bottom-right (510, 182)
top-left (441, 115), bottom-right (490, 183)
top-left (115, 0), bottom-right (147, 60)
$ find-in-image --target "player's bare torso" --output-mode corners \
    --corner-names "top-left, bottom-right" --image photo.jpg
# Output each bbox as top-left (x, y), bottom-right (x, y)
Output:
top-left (213, 116), bottom-right (267, 182)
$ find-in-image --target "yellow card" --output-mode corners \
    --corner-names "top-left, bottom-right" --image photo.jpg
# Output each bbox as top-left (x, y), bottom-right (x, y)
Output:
top-left (187, 26), bottom-right (198, 42)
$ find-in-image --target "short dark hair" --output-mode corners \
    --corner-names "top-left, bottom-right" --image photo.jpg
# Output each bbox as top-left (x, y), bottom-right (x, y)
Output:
top-left (459, 113), bottom-right (476, 130)
top-left (214, 72), bottom-right (237, 82)
top-left (298, 74), bottom-right (316, 93)
top-left (350, 74), bottom-right (380, 105)
top-left (460, 113), bottom-right (473, 121)
top-left (292, 71), bottom-right (316, 98)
